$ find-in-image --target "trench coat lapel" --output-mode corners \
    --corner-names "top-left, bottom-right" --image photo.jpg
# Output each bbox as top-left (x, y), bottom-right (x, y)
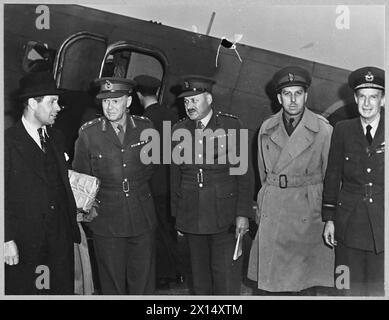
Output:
top-left (266, 111), bottom-right (288, 150)
top-left (274, 108), bottom-right (319, 173)
top-left (13, 120), bottom-right (48, 184)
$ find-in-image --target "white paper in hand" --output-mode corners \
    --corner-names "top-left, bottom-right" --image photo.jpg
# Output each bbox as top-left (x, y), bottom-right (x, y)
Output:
top-left (233, 233), bottom-right (243, 260)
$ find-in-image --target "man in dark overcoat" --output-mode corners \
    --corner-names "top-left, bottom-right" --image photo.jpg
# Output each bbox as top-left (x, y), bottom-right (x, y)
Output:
top-left (4, 71), bottom-right (81, 294)
top-left (170, 75), bottom-right (252, 295)
top-left (322, 66), bottom-right (385, 296)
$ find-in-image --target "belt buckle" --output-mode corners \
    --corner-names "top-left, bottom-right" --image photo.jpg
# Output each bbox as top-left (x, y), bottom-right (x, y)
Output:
top-left (279, 174), bottom-right (288, 188)
top-left (197, 169), bottom-right (204, 187)
top-left (365, 183), bottom-right (372, 198)
top-left (122, 179), bottom-right (129, 193)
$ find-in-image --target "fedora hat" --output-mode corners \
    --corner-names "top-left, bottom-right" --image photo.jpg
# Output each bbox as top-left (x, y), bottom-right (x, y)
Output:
top-left (18, 71), bottom-right (63, 100)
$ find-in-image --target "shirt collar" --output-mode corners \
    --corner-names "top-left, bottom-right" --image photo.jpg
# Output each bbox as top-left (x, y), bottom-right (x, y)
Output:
top-left (22, 115), bottom-right (48, 137)
top-left (199, 109), bottom-right (213, 128)
top-left (360, 113), bottom-right (380, 131)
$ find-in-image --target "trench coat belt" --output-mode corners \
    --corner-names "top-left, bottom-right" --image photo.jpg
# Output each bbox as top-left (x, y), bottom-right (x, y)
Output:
top-left (342, 182), bottom-right (383, 197)
top-left (266, 172), bottom-right (322, 188)
top-left (181, 169), bottom-right (233, 187)
top-left (101, 179), bottom-right (145, 192)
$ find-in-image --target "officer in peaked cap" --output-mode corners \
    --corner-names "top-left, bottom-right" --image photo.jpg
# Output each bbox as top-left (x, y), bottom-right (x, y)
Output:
top-left (95, 77), bottom-right (136, 99)
top-left (272, 65), bottom-right (312, 92)
top-left (248, 66), bottom-right (334, 294)
top-left (348, 66), bottom-right (385, 91)
top-left (73, 77), bottom-right (157, 295)
top-left (177, 75), bottom-right (216, 98)
top-left (322, 66), bottom-right (385, 296)
top-left (171, 75), bottom-right (252, 295)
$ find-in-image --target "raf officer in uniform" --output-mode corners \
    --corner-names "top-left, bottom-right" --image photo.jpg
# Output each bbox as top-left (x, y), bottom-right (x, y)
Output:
top-left (170, 75), bottom-right (252, 295)
top-left (322, 67), bottom-right (385, 296)
top-left (73, 77), bottom-right (157, 295)
top-left (134, 75), bottom-right (184, 289)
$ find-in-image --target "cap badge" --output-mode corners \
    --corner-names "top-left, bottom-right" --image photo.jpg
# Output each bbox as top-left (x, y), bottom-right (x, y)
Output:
top-left (288, 73), bottom-right (295, 82)
top-left (104, 80), bottom-right (113, 90)
top-left (184, 81), bottom-right (190, 89)
top-left (365, 71), bottom-right (374, 82)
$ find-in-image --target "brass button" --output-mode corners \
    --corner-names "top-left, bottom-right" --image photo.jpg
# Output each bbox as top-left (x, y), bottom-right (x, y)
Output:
top-left (98, 154), bottom-right (102, 158)
top-left (367, 168), bottom-right (372, 173)
top-left (123, 164), bottom-right (127, 167)
top-left (126, 193), bottom-right (129, 197)
top-left (50, 205), bottom-right (55, 210)
top-left (121, 149), bottom-right (125, 153)
top-left (369, 198), bottom-right (373, 203)
top-left (199, 183), bottom-right (203, 188)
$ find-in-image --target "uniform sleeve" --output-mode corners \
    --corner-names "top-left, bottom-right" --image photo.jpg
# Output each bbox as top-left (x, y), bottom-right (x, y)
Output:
top-left (72, 129), bottom-right (92, 175)
top-left (170, 131), bottom-right (181, 218)
top-left (4, 136), bottom-right (16, 242)
top-left (322, 123), bottom-right (344, 222)
top-left (235, 120), bottom-right (254, 219)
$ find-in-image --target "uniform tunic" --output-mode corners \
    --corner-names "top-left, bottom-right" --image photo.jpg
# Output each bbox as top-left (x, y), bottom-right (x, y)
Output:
top-left (73, 115), bottom-right (157, 237)
top-left (322, 113), bottom-right (384, 253)
top-left (248, 108), bottom-right (335, 292)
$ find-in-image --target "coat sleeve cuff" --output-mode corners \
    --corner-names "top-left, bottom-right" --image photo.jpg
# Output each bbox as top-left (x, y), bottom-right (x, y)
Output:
top-left (322, 203), bottom-right (336, 222)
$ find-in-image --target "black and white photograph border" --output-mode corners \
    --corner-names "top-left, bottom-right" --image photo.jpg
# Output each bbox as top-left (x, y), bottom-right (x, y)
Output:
top-left (0, 0), bottom-right (387, 303)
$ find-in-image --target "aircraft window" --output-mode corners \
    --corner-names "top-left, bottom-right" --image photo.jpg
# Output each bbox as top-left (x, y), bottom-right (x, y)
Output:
top-left (101, 48), bottom-right (164, 87)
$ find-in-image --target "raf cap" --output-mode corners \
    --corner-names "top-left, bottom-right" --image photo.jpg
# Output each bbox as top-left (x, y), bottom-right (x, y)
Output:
top-left (178, 75), bottom-right (216, 98)
top-left (272, 66), bottom-right (312, 92)
top-left (95, 77), bottom-right (136, 99)
top-left (134, 75), bottom-right (161, 91)
top-left (348, 66), bottom-right (385, 91)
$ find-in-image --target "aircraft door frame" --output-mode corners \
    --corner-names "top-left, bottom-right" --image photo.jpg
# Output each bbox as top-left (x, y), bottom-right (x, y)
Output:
top-left (53, 31), bottom-right (107, 91)
top-left (99, 41), bottom-right (169, 105)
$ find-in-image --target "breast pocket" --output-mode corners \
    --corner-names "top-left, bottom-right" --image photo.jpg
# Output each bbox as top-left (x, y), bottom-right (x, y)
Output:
top-left (91, 152), bottom-right (112, 176)
top-left (343, 153), bottom-right (360, 177)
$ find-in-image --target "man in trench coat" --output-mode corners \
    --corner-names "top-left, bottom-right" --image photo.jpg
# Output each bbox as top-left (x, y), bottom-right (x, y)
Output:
top-left (248, 66), bottom-right (334, 293)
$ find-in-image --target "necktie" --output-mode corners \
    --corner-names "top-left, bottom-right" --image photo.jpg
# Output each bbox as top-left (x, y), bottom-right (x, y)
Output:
top-left (285, 118), bottom-right (295, 136)
top-left (196, 120), bottom-right (205, 130)
top-left (37, 128), bottom-right (47, 153)
top-left (117, 124), bottom-right (125, 144)
top-left (366, 124), bottom-right (373, 145)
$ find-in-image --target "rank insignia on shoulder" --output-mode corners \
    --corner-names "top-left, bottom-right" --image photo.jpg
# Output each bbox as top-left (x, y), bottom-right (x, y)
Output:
top-left (132, 115), bottom-right (151, 122)
top-left (216, 111), bottom-right (238, 119)
top-left (80, 117), bottom-right (103, 131)
top-left (131, 138), bottom-right (151, 148)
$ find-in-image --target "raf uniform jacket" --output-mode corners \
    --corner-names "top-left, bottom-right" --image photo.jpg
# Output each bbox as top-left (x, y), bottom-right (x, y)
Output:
top-left (322, 111), bottom-right (384, 253)
top-left (5, 121), bottom-right (81, 263)
top-left (143, 102), bottom-right (179, 197)
top-left (170, 110), bottom-right (253, 234)
top-left (72, 115), bottom-right (157, 237)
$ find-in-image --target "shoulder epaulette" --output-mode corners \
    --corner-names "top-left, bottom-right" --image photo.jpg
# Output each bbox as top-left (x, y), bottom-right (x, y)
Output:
top-left (216, 111), bottom-right (238, 119)
top-left (132, 115), bottom-right (152, 122)
top-left (317, 114), bottom-right (330, 124)
top-left (80, 117), bottom-right (103, 131)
